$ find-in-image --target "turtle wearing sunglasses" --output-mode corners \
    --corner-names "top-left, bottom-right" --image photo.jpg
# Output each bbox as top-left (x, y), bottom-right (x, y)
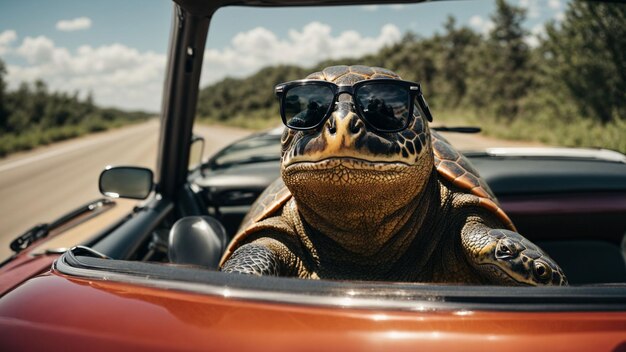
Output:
top-left (220, 65), bottom-right (567, 286)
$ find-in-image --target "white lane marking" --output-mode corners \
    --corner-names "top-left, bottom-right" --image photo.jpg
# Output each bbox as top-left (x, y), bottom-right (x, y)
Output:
top-left (0, 121), bottom-right (158, 174)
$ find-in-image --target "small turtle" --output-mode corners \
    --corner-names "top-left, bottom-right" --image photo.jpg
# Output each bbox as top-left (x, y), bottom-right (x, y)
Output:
top-left (220, 65), bottom-right (567, 286)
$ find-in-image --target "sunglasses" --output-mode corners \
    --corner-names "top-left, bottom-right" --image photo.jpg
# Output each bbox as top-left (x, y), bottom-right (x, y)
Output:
top-left (275, 79), bottom-right (433, 133)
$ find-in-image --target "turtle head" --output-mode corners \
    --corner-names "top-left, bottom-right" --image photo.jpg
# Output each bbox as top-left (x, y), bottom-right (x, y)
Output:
top-left (472, 229), bottom-right (568, 286)
top-left (280, 65), bottom-right (435, 223)
top-left (280, 65), bottom-right (432, 171)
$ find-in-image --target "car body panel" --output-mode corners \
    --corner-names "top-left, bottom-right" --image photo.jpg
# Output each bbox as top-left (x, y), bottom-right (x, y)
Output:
top-left (0, 254), bottom-right (59, 296)
top-left (2, 0), bottom-right (626, 350)
top-left (1, 272), bottom-right (626, 352)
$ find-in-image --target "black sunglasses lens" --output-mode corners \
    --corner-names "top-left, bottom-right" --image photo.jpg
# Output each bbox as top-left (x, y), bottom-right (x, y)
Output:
top-left (283, 85), bottom-right (333, 129)
top-left (355, 83), bottom-right (410, 131)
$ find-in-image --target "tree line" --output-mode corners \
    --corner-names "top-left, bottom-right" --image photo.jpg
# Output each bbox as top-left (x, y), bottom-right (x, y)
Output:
top-left (197, 0), bottom-right (625, 152)
top-left (0, 60), bottom-right (151, 157)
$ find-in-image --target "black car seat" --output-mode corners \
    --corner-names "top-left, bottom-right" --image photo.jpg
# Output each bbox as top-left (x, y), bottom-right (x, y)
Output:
top-left (168, 216), bottom-right (228, 269)
top-left (538, 240), bottom-right (626, 284)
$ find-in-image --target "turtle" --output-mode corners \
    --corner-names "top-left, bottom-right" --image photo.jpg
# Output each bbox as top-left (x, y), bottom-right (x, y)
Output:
top-left (219, 65), bottom-right (567, 286)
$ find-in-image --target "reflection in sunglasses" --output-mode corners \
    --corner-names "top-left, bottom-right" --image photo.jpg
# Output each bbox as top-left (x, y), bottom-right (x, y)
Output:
top-left (277, 79), bottom-right (423, 132)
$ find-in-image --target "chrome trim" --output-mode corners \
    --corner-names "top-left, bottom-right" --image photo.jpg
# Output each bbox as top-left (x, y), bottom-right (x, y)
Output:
top-left (10, 198), bottom-right (115, 253)
top-left (53, 252), bottom-right (626, 312)
top-left (54, 257), bottom-right (446, 312)
top-left (44, 248), bottom-right (69, 255)
top-left (484, 147), bottom-right (626, 163)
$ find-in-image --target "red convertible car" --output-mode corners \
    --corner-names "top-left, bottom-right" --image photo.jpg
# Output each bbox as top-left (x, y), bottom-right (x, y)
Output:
top-left (1, 0), bottom-right (626, 351)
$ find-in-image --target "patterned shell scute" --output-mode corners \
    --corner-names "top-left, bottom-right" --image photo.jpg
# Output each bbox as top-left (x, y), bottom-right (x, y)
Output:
top-left (431, 131), bottom-right (516, 231)
top-left (431, 130), bottom-right (497, 200)
top-left (306, 65), bottom-right (399, 83)
top-left (237, 177), bottom-right (291, 232)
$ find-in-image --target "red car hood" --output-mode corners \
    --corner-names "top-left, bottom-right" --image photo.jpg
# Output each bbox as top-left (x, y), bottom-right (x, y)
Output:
top-left (1, 271), bottom-right (626, 352)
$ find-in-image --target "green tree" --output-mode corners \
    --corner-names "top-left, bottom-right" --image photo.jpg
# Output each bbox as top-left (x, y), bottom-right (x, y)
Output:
top-left (362, 32), bottom-right (443, 106)
top-left (0, 59), bottom-right (8, 131)
top-left (467, 0), bottom-right (531, 119)
top-left (541, 0), bottom-right (626, 123)
top-left (31, 80), bottom-right (49, 125)
top-left (197, 65), bottom-right (308, 121)
top-left (6, 82), bottom-right (32, 132)
top-left (439, 17), bottom-right (481, 107)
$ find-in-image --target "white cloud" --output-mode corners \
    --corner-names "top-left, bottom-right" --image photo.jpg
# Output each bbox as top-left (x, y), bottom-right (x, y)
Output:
top-left (16, 36), bottom-right (70, 65)
top-left (7, 35), bottom-right (165, 111)
top-left (0, 30), bottom-right (17, 55)
top-left (361, 5), bottom-right (379, 11)
top-left (548, 0), bottom-right (561, 10)
top-left (200, 21), bottom-right (402, 86)
top-left (525, 24), bottom-right (546, 48)
top-left (519, 0), bottom-right (562, 18)
top-left (5, 22), bottom-right (402, 111)
top-left (555, 11), bottom-right (565, 22)
top-left (361, 4), bottom-right (405, 11)
top-left (56, 17), bottom-right (92, 32)
top-left (519, 0), bottom-right (541, 19)
top-left (469, 15), bottom-right (494, 36)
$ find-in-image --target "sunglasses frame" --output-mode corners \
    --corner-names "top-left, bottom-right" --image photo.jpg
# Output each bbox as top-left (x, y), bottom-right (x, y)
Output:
top-left (275, 78), bottom-right (433, 133)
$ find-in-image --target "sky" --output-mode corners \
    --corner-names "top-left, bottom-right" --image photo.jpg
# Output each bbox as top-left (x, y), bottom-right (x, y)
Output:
top-left (0, 0), bottom-right (566, 112)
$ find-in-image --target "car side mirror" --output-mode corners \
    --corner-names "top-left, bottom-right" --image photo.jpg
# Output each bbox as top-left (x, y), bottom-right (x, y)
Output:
top-left (189, 135), bottom-right (205, 171)
top-left (99, 166), bottom-right (154, 200)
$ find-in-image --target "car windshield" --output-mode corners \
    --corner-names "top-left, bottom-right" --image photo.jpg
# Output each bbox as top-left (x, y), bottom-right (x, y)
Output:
top-left (198, 0), bottom-right (625, 153)
top-left (209, 130), bottom-right (282, 168)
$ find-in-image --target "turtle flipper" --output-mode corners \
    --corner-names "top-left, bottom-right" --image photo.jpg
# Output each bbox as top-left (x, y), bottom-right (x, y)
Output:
top-left (461, 223), bottom-right (568, 286)
top-left (221, 243), bottom-right (283, 276)
top-left (221, 237), bottom-right (304, 277)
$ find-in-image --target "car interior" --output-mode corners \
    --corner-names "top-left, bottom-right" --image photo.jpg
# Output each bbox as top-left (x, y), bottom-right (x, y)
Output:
top-left (86, 128), bottom-right (626, 288)
top-left (197, 136), bottom-right (626, 285)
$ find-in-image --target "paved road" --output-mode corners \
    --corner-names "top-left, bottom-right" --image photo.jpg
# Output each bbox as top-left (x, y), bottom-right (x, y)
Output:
top-left (0, 119), bottom-right (251, 260)
top-left (0, 120), bottom-right (540, 260)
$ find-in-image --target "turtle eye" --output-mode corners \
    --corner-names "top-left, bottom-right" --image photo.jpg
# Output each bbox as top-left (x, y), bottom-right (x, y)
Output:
top-left (495, 239), bottom-right (518, 260)
top-left (533, 261), bottom-right (553, 282)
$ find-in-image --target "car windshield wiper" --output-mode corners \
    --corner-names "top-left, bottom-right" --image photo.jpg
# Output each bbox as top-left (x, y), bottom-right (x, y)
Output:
top-left (9, 198), bottom-right (115, 253)
top-left (432, 126), bottom-right (481, 133)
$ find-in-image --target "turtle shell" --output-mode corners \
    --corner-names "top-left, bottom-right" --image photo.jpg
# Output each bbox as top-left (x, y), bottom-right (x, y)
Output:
top-left (236, 177), bottom-right (291, 233)
top-left (431, 130), bottom-right (515, 231)
top-left (431, 130), bottom-right (496, 200)
top-left (219, 177), bottom-right (291, 266)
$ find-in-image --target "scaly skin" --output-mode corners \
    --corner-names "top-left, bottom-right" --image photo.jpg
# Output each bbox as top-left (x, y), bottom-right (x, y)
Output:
top-left (221, 65), bottom-right (567, 286)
